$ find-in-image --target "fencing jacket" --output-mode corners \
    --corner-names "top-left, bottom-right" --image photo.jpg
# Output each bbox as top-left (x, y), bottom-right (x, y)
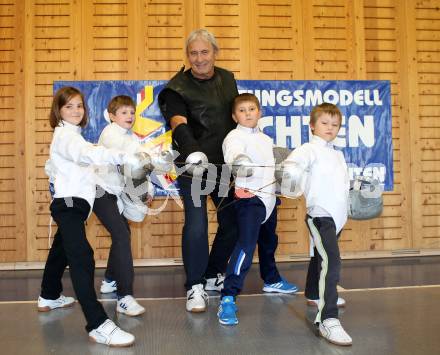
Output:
top-left (284, 135), bottom-right (349, 234)
top-left (96, 122), bottom-right (144, 209)
top-left (222, 124), bottom-right (276, 222)
top-left (49, 120), bottom-right (125, 214)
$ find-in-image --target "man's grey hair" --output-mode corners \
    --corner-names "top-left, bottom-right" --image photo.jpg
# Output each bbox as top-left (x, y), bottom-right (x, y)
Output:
top-left (185, 29), bottom-right (219, 54)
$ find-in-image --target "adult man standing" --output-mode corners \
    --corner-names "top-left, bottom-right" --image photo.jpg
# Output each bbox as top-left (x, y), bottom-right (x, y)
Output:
top-left (158, 29), bottom-right (239, 312)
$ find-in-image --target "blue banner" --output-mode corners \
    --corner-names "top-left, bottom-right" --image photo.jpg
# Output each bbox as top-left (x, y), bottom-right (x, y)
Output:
top-left (55, 80), bottom-right (393, 192)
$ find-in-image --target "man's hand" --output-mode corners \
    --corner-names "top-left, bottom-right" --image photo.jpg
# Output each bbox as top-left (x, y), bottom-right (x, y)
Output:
top-left (185, 151), bottom-right (209, 177)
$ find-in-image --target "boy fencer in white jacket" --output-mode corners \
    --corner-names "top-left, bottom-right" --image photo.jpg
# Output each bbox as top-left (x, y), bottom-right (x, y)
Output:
top-left (94, 95), bottom-right (155, 316)
top-left (281, 102), bottom-right (351, 346)
top-left (217, 93), bottom-right (298, 326)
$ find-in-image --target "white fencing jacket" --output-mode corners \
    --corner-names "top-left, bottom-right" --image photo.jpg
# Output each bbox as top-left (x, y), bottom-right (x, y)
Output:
top-left (284, 135), bottom-right (349, 234)
top-left (49, 120), bottom-right (125, 214)
top-left (222, 124), bottom-right (276, 222)
top-left (96, 122), bottom-right (143, 196)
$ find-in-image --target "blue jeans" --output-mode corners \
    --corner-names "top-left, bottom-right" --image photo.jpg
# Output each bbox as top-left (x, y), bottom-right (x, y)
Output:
top-left (177, 170), bottom-right (238, 290)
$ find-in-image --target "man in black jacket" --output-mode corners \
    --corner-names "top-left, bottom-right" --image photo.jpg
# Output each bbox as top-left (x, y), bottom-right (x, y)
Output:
top-left (159, 29), bottom-right (239, 312)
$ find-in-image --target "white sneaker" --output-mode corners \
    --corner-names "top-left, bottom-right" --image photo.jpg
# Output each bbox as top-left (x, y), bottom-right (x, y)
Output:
top-left (307, 297), bottom-right (346, 308)
top-left (89, 319), bottom-right (135, 347)
top-left (319, 318), bottom-right (352, 346)
top-left (205, 273), bottom-right (224, 292)
top-left (186, 284), bottom-right (208, 313)
top-left (100, 280), bottom-right (117, 294)
top-left (117, 295), bottom-right (145, 316)
top-left (37, 295), bottom-right (75, 312)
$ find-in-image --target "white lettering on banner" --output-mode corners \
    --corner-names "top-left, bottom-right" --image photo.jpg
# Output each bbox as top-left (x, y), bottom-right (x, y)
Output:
top-left (305, 90), bottom-right (322, 106)
top-left (302, 116), bottom-right (313, 141)
top-left (293, 90), bottom-right (305, 106)
top-left (258, 116), bottom-right (272, 133)
top-left (259, 115), bottom-right (375, 148)
top-left (348, 164), bottom-right (386, 183)
top-left (349, 115), bottom-right (374, 147)
top-left (340, 90), bottom-right (353, 105)
top-left (323, 90), bottom-right (338, 104)
top-left (239, 89), bottom-right (383, 106)
top-left (274, 116), bottom-right (301, 147)
top-left (333, 115), bottom-right (346, 147)
top-left (261, 90), bottom-right (275, 106)
top-left (278, 90), bottom-right (293, 106)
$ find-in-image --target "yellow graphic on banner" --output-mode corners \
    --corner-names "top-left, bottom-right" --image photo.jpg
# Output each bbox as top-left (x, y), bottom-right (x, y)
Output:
top-left (142, 130), bottom-right (177, 180)
top-left (132, 85), bottom-right (163, 138)
top-left (132, 85), bottom-right (176, 183)
top-left (142, 130), bottom-right (172, 151)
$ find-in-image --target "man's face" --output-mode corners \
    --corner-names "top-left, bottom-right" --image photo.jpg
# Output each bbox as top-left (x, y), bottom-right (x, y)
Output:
top-left (187, 38), bottom-right (216, 80)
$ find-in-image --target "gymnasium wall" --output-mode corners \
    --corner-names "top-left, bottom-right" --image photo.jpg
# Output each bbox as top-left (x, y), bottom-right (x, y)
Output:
top-left (0, 0), bottom-right (439, 263)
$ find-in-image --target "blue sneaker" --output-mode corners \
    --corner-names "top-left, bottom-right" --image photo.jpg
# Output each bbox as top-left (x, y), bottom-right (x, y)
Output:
top-left (217, 296), bottom-right (238, 325)
top-left (262, 278), bottom-right (299, 294)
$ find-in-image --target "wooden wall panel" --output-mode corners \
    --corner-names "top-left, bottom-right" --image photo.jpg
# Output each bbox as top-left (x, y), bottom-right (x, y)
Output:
top-left (413, 0), bottom-right (440, 248)
top-left (301, 0), bottom-right (353, 80)
top-left (249, 0), bottom-right (305, 80)
top-left (250, 1), bottom-right (299, 74)
top-left (197, 0), bottom-right (249, 77)
top-left (356, 0), bottom-right (412, 253)
top-left (0, 0), bottom-right (26, 262)
top-left (1, 0), bottom-right (440, 264)
top-left (26, 0), bottom-right (82, 261)
top-left (0, 1), bottom-right (16, 261)
top-left (142, 0), bottom-right (191, 79)
top-left (83, 1), bottom-right (130, 79)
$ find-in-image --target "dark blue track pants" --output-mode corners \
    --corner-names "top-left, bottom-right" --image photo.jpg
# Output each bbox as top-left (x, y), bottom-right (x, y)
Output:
top-left (222, 197), bottom-right (281, 297)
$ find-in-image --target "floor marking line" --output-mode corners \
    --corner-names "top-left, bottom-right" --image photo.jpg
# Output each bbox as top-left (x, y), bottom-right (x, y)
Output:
top-left (338, 284), bottom-right (440, 292)
top-left (1, 285), bottom-right (439, 305)
top-left (0, 293), bottom-right (304, 305)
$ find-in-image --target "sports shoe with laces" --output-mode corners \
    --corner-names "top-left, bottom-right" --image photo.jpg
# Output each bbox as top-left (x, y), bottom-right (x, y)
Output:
top-left (37, 295), bottom-right (75, 312)
top-left (117, 295), bottom-right (145, 316)
top-left (88, 319), bottom-right (135, 347)
top-left (100, 279), bottom-right (117, 294)
top-left (186, 284), bottom-right (208, 313)
top-left (217, 296), bottom-right (238, 325)
top-left (262, 278), bottom-right (299, 294)
top-left (205, 273), bottom-right (225, 292)
top-left (319, 318), bottom-right (352, 346)
top-left (307, 297), bottom-right (346, 308)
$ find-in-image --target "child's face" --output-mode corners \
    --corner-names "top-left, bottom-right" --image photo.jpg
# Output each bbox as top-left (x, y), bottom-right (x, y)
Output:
top-left (60, 95), bottom-right (85, 126)
top-left (232, 101), bottom-right (261, 128)
top-left (310, 113), bottom-right (341, 142)
top-left (110, 105), bottom-right (135, 129)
